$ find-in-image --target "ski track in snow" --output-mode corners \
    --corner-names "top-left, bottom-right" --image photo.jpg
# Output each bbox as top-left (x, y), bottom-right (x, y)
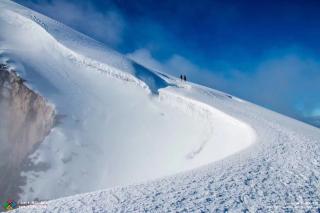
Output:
top-left (0, 0), bottom-right (319, 212)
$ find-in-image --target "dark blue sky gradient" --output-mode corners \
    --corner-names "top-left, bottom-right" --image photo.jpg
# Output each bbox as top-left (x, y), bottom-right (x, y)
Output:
top-left (16, 0), bottom-right (320, 67)
top-left (115, 0), bottom-right (320, 65)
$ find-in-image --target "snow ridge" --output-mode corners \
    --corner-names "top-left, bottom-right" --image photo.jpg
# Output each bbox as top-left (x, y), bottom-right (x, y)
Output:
top-left (0, 0), bottom-right (319, 212)
top-left (1, 0), bottom-right (257, 204)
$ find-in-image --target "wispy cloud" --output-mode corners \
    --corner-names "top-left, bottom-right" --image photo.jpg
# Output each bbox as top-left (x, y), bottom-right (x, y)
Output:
top-left (128, 48), bottom-right (320, 120)
top-left (15, 0), bottom-right (125, 47)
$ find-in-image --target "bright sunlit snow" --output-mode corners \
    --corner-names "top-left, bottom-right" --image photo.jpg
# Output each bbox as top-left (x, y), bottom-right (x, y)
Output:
top-left (0, 0), bottom-right (319, 212)
top-left (0, 0), bottom-right (255, 201)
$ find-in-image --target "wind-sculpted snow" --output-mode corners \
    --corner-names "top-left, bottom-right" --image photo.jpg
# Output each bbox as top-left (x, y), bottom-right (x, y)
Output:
top-left (158, 88), bottom-right (255, 166)
top-left (131, 62), bottom-right (170, 94)
top-left (15, 85), bottom-right (320, 212)
top-left (0, 0), bottom-right (319, 212)
top-left (0, 0), bottom-right (255, 205)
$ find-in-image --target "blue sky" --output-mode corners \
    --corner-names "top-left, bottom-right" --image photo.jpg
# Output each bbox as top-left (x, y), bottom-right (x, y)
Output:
top-left (16, 0), bottom-right (320, 124)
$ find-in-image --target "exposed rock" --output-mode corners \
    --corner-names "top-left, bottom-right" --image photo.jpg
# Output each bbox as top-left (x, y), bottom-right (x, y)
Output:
top-left (0, 64), bottom-right (55, 202)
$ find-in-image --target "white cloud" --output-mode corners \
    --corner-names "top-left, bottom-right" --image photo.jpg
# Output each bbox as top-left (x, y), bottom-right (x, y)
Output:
top-left (127, 49), bottom-right (217, 84)
top-left (127, 48), bottom-right (164, 72)
top-left (16, 0), bottom-right (125, 47)
top-left (128, 48), bottom-right (320, 119)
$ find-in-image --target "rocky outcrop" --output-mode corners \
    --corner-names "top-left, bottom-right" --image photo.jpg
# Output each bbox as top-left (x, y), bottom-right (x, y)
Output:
top-left (0, 64), bottom-right (55, 202)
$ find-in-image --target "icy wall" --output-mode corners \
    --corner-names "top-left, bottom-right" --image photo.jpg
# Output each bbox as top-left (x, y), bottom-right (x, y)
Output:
top-left (0, 64), bottom-right (55, 202)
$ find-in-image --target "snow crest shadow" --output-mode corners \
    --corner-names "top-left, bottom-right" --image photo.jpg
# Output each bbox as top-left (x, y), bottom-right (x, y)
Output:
top-left (131, 62), bottom-right (169, 94)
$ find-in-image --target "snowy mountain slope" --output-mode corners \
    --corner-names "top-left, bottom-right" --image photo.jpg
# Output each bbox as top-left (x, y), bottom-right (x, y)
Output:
top-left (0, 0), bottom-right (255, 203)
top-left (16, 87), bottom-right (320, 212)
top-left (0, 0), bottom-right (319, 212)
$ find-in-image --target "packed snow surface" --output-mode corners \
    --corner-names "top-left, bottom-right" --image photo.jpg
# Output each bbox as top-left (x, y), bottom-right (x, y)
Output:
top-left (0, 0), bottom-right (319, 212)
top-left (0, 0), bottom-right (255, 201)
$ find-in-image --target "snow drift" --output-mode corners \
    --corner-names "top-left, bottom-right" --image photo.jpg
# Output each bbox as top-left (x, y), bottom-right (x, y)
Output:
top-left (0, 0), bottom-right (255, 202)
top-left (0, 0), bottom-right (319, 212)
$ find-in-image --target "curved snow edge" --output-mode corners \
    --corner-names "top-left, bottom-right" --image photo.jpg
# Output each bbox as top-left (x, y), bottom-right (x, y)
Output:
top-left (1, 8), bottom-right (153, 95)
top-left (158, 88), bottom-right (257, 163)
